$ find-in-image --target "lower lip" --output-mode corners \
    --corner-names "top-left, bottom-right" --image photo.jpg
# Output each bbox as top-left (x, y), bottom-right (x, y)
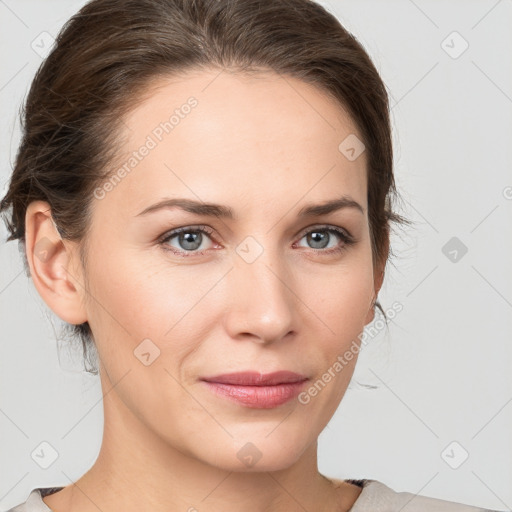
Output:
top-left (201, 380), bottom-right (308, 409)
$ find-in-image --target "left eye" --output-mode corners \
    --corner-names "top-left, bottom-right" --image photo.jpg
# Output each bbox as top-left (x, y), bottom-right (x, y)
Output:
top-left (158, 225), bottom-right (355, 257)
top-left (295, 227), bottom-right (353, 251)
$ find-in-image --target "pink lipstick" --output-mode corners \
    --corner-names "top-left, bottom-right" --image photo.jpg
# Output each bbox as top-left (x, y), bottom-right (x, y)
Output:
top-left (200, 371), bottom-right (308, 409)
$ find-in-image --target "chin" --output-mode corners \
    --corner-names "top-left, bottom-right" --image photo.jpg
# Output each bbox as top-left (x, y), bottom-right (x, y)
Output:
top-left (202, 430), bottom-right (313, 473)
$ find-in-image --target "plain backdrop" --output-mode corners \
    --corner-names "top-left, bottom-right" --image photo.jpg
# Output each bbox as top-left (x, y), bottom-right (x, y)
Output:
top-left (1, 0), bottom-right (511, 510)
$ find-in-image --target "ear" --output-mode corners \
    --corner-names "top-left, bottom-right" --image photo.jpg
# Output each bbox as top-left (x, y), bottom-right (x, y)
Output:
top-left (364, 233), bottom-right (389, 325)
top-left (24, 200), bottom-right (88, 325)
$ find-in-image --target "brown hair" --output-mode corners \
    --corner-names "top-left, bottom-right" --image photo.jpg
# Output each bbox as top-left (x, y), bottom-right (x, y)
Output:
top-left (0, 0), bottom-right (410, 374)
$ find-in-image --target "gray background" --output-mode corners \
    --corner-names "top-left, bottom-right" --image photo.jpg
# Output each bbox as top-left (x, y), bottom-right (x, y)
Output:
top-left (1, 0), bottom-right (511, 510)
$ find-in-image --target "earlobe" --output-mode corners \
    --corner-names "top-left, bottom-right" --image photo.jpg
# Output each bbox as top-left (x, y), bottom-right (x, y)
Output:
top-left (365, 262), bottom-right (386, 326)
top-left (25, 200), bottom-right (88, 325)
top-left (364, 298), bottom-right (376, 325)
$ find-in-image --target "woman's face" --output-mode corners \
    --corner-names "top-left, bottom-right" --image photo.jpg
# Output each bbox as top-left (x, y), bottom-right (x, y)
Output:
top-left (75, 68), bottom-right (379, 471)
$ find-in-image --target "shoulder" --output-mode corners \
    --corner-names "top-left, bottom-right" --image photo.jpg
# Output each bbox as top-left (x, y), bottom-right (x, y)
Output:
top-left (348, 479), bottom-right (507, 512)
top-left (5, 487), bottom-right (63, 512)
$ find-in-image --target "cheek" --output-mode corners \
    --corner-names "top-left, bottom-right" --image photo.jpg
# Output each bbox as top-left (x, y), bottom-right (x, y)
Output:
top-left (306, 258), bottom-right (374, 338)
top-left (85, 248), bottom-right (219, 366)
top-left (291, 255), bottom-right (373, 405)
top-left (84, 251), bottom-right (201, 413)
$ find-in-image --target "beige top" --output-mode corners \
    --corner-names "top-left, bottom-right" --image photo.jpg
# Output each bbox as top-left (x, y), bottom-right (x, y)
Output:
top-left (5, 480), bottom-right (505, 511)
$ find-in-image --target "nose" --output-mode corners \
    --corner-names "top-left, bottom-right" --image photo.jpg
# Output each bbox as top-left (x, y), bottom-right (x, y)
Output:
top-left (222, 243), bottom-right (297, 345)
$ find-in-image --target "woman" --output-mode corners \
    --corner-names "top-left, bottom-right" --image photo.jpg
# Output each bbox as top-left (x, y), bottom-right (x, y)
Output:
top-left (0, 0), bottom-right (504, 511)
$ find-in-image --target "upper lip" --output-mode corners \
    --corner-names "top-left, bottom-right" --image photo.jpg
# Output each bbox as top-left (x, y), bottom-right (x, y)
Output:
top-left (201, 371), bottom-right (308, 386)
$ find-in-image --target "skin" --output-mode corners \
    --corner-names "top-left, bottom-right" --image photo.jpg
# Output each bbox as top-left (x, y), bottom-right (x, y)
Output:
top-left (25, 68), bottom-right (387, 512)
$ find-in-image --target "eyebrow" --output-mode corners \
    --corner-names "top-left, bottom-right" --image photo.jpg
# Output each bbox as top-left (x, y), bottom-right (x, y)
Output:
top-left (135, 196), bottom-right (364, 219)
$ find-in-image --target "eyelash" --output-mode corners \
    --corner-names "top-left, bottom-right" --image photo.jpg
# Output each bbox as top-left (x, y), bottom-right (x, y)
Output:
top-left (157, 224), bottom-right (356, 258)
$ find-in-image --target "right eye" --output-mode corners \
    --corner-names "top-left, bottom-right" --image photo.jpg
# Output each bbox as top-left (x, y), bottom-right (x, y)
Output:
top-left (158, 225), bottom-right (217, 257)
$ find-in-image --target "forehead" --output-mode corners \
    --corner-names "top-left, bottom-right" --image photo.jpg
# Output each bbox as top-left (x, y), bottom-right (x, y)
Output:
top-left (100, 68), bottom-right (368, 218)
top-left (123, 67), bottom-right (363, 149)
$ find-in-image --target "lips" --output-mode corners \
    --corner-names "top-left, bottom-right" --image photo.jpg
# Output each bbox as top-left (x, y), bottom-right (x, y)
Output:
top-left (200, 370), bottom-right (308, 386)
top-left (200, 371), bottom-right (309, 409)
